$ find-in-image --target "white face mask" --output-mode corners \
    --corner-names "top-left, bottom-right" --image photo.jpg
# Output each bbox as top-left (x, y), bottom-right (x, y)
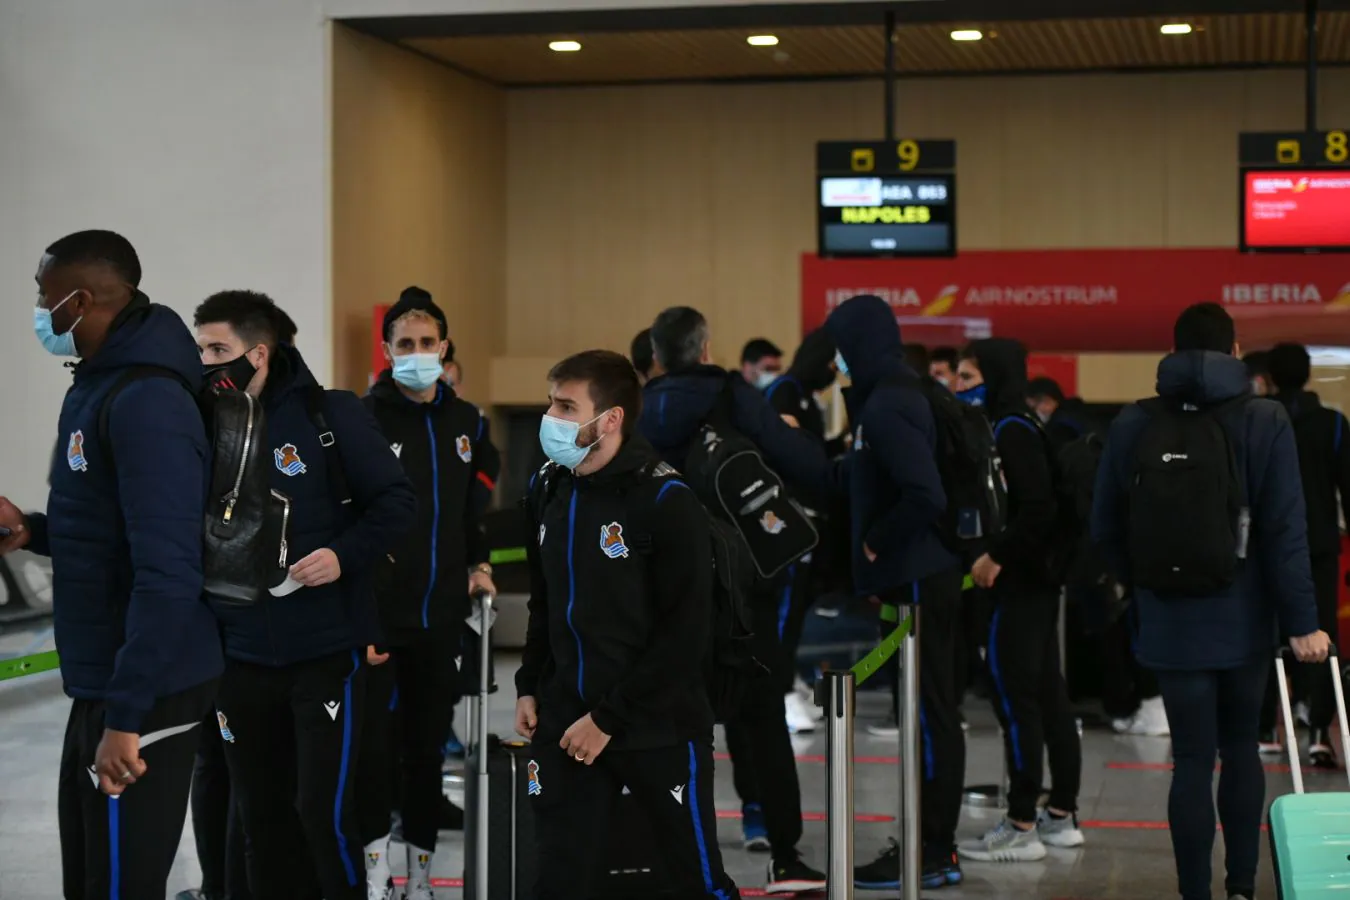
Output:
top-left (753, 371), bottom-right (778, 391)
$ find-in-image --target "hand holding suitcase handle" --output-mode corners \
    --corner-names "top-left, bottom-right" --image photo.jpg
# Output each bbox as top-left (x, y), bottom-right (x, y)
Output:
top-left (1275, 641), bottom-right (1350, 795)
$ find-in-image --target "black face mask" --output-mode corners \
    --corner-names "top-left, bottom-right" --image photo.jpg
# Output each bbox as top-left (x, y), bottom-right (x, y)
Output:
top-left (204, 353), bottom-right (257, 393)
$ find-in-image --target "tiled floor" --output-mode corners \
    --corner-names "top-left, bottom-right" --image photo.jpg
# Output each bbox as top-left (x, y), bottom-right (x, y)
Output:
top-left (1, 624), bottom-right (1339, 899)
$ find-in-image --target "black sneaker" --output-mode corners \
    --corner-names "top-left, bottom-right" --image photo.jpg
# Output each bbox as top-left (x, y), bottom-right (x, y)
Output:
top-left (766, 856), bottom-right (827, 894)
top-left (853, 841), bottom-right (955, 891)
top-left (1310, 729), bottom-right (1337, 769)
top-left (939, 845), bottom-right (963, 886)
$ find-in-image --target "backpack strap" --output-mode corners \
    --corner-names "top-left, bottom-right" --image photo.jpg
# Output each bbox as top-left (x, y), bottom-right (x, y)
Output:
top-left (705, 373), bottom-right (739, 431)
top-left (526, 462), bottom-right (562, 525)
top-left (98, 366), bottom-right (195, 472)
top-left (303, 385), bottom-right (352, 507)
top-left (993, 411), bottom-right (1045, 442)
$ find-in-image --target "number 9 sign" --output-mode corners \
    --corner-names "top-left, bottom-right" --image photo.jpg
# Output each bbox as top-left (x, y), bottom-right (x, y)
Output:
top-left (897, 139), bottom-right (920, 171)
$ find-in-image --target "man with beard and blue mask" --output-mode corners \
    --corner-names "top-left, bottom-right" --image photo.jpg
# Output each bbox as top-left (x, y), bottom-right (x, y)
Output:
top-left (824, 295), bottom-right (966, 891)
top-left (193, 290), bottom-right (416, 900)
top-left (515, 349), bottom-right (740, 900)
top-left (0, 230), bottom-right (222, 899)
top-left (357, 288), bottom-right (499, 900)
top-left (740, 338), bottom-right (784, 391)
top-left (954, 339), bottom-right (1084, 864)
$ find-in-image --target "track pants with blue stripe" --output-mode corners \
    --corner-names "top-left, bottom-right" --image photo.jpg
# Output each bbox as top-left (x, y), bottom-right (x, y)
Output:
top-left (217, 651), bottom-right (366, 900)
top-left (530, 734), bottom-right (740, 899)
top-left (59, 678), bottom-right (216, 899)
top-left (985, 584), bottom-right (1081, 824)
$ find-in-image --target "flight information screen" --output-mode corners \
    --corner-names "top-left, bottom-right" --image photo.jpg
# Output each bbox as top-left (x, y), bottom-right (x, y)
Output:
top-left (817, 174), bottom-right (956, 257)
top-left (1241, 169), bottom-right (1350, 252)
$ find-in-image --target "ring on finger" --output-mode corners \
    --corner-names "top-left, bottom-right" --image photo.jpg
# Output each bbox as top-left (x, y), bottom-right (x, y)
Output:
top-left (575, 753), bottom-right (585, 761)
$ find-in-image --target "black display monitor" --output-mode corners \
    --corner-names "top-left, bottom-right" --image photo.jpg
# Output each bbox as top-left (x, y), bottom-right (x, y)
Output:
top-left (816, 139), bottom-right (956, 258)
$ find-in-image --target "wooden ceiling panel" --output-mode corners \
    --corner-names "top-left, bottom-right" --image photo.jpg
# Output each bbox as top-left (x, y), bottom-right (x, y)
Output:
top-left (404, 12), bottom-right (1350, 86)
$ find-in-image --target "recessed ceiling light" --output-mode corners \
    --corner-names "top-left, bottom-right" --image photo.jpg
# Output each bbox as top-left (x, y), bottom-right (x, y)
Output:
top-left (1160, 23), bottom-right (1193, 35)
top-left (747, 35), bottom-right (779, 47)
top-left (549, 40), bottom-right (582, 52)
top-left (950, 29), bottom-right (983, 42)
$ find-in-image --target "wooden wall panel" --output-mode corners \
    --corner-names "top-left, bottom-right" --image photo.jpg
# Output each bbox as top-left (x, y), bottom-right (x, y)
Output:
top-left (331, 26), bottom-right (505, 393)
top-left (505, 68), bottom-right (1350, 365)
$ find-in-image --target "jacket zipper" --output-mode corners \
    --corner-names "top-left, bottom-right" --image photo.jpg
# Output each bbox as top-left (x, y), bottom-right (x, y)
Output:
top-left (564, 489), bottom-right (585, 700)
top-left (419, 412), bottom-right (441, 629)
top-left (271, 489), bottom-right (291, 569)
top-left (222, 393), bottom-right (256, 524)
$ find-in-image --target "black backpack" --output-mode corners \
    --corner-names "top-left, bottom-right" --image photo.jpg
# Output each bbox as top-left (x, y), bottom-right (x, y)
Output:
top-left (1053, 430), bottom-right (1108, 588)
top-left (526, 461), bottom-right (761, 723)
top-left (911, 377), bottom-right (1007, 563)
top-left (1127, 396), bottom-right (1249, 596)
top-left (683, 375), bottom-right (818, 579)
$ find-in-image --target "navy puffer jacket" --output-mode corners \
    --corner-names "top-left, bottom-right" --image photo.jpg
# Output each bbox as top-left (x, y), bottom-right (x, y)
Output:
top-left (28, 294), bottom-right (222, 732)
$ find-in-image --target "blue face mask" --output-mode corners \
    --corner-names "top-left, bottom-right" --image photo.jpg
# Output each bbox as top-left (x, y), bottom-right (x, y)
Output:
top-left (956, 384), bottom-right (987, 407)
top-left (34, 290), bottom-right (82, 358)
top-left (539, 410), bottom-right (609, 470)
top-left (390, 351), bottom-right (444, 391)
top-left (834, 351), bottom-right (850, 379)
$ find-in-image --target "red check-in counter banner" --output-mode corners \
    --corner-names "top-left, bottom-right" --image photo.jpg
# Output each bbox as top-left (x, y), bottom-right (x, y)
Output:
top-left (802, 249), bottom-right (1350, 353)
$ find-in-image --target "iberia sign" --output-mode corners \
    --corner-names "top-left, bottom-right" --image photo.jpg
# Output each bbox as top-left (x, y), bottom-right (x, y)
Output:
top-left (802, 249), bottom-right (1350, 352)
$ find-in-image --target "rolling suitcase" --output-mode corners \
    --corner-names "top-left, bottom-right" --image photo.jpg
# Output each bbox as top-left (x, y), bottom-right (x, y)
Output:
top-left (1268, 647), bottom-right (1350, 899)
top-left (463, 589), bottom-right (536, 900)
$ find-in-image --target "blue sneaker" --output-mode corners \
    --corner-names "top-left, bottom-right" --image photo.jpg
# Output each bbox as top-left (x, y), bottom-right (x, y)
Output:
top-left (444, 727), bottom-right (465, 758)
top-left (742, 803), bottom-right (770, 852)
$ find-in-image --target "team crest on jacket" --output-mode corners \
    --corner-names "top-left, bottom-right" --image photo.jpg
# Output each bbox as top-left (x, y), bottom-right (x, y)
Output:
top-left (760, 510), bottom-right (786, 535)
top-left (456, 435), bottom-right (472, 463)
top-left (527, 760), bottom-right (542, 796)
top-left (600, 522), bottom-right (629, 559)
top-left (67, 431), bottom-right (89, 472)
top-left (217, 711), bottom-right (235, 743)
top-left (274, 444), bottom-right (307, 476)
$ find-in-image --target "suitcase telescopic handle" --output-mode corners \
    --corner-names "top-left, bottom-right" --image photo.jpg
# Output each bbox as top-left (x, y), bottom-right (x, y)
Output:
top-left (472, 587), bottom-right (493, 900)
top-left (1275, 643), bottom-right (1348, 794)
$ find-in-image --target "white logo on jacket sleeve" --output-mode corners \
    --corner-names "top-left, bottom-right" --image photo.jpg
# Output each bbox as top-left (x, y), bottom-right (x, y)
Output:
top-left (67, 431), bottom-right (89, 472)
top-left (390, 442), bottom-right (403, 459)
top-left (600, 522), bottom-right (630, 559)
top-left (324, 700), bottom-right (341, 721)
top-left (274, 444), bottom-right (307, 476)
top-left (456, 434), bottom-right (473, 463)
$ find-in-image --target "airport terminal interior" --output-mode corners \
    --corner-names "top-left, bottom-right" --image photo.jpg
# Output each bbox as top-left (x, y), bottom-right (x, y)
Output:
top-left (5, 0), bottom-right (1350, 898)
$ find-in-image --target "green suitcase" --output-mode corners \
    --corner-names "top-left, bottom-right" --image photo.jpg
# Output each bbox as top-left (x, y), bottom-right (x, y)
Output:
top-left (1269, 651), bottom-right (1350, 899)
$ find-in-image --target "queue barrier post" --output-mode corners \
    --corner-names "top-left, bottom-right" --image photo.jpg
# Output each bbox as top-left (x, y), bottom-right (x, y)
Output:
top-left (819, 670), bottom-right (855, 900)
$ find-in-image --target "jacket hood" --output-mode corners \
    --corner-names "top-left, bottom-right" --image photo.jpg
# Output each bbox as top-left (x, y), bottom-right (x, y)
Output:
top-left (369, 369), bottom-right (456, 410)
top-left (263, 344), bottom-right (320, 408)
top-left (1277, 388), bottom-right (1323, 419)
top-left (76, 292), bottom-right (204, 392)
top-left (640, 365), bottom-right (728, 451)
top-left (968, 338), bottom-right (1029, 414)
top-left (826, 295), bottom-right (908, 396)
top-left (1155, 351), bottom-right (1251, 406)
top-left (785, 328), bottom-right (838, 393)
top-left (583, 434), bottom-right (661, 487)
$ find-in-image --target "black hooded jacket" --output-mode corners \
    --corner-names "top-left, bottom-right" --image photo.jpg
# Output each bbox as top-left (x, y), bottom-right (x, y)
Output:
top-left (516, 437), bottom-right (714, 750)
top-left (1276, 389), bottom-right (1350, 558)
top-left (967, 338), bottom-right (1059, 585)
top-left (765, 328), bottom-right (837, 444)
top-left (363, 371), bottom-right (497, 641)
top-left (826, 296), bottom-right (959, 596)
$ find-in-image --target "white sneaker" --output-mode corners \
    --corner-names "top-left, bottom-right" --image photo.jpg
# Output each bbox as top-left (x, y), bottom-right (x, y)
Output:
top-left (365, 835), bottom-right (394, 900)
top-left (958, 819), bottom-right (1047, 862)
top-left (867, 718), bottom-right (900, 738)
top-left (1112, 697), bottom-right (1170, 737)
top-left (793, 676), bottom-right (825, 721)
top-left (785, 692), bottom-right (818, 734)
top-left (405, 844), bottom-right (435, 900)
top-left (1036, 809), bottom-right (1085, 848)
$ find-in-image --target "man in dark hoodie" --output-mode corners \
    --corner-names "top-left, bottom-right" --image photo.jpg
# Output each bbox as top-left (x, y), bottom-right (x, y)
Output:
top-left (954, 338), bottom-right (1084, 864)
top-left (0, 230), bottom-right (222, 899)
top-left (642, 306), bottom-right (832, 894)
top-left (357, 288), bottom-right (499, 900)
top-left (194, 291), bottom-right (417, 900)
top-left (1259, 342), bottom-right (1350, 766)
top-left (1092, 304), bottom-right (1328, 900)
top-left (825, 295), bottom-right (968, 891)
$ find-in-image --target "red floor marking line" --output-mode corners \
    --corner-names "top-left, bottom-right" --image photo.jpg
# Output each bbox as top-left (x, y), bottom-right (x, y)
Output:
top-left (714, 752), bottom-right (899, 765)
top-left (1107, 761), bottom-right (1298, 774)
top-left (716, 809), bottom-right (896, 823)
top-left (392, 877), bottom-right (463, 888)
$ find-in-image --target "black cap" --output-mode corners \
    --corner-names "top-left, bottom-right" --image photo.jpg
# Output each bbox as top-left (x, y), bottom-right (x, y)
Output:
top-left (382, 286), bottom-right (448, 342)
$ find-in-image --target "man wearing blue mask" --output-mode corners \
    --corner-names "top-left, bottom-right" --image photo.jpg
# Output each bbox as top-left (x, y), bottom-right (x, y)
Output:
top-left (0, 230), bottom-right (222, 899)
top-left (357, 287), bottom-right (499, 900)
top-left (516, 349), bottom-right (739, 900)
top-left (954, 341), bottom-right (1084, 864)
